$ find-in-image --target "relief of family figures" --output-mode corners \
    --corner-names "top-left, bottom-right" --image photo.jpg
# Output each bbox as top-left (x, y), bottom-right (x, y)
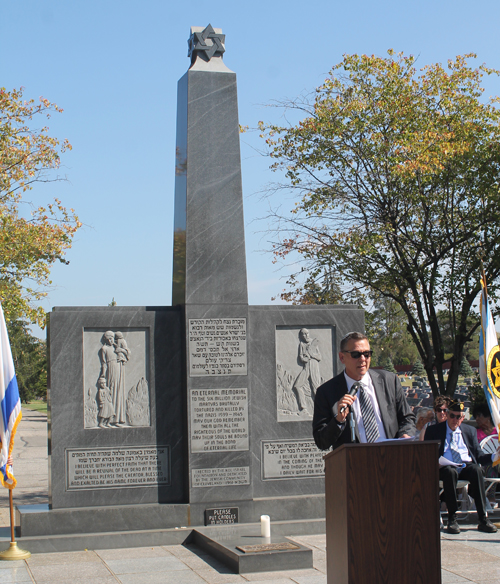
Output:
top-left (97, 330), bottom-right (131, 427)
top-left (84, 329), bottom-right (150, 429)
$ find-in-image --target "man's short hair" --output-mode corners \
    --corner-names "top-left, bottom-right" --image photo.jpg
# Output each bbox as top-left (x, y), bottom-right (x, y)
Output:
top-left (416, 407), bottom-right (434, 422)
top-left (433, 395), bottom-right (451, 411)
top-left (340, 332), bottom-right (368, 351)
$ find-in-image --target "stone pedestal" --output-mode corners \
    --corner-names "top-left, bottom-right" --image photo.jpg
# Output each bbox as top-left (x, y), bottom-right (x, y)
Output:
top-left (172, 36), bottom-right (247, 306)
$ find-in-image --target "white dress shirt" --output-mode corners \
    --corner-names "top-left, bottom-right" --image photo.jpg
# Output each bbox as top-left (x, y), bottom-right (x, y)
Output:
top-left (344, 371), bottom-right (387, 442)
top-left (443, 425), bottom-right (472, 464)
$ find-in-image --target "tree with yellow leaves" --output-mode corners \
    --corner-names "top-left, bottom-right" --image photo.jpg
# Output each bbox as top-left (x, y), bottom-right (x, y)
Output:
top-left (259, 51), bottom-right (500, 397)
top-left (0, 87), bottom-right (81, 326)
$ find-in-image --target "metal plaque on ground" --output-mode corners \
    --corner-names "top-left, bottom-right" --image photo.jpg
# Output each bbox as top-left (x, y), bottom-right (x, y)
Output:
top-left (236, 542), bottom-right (300, 553)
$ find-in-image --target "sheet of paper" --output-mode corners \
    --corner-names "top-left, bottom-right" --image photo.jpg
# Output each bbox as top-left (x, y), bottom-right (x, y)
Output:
top-left (438, 456), bottom-right (465, 469)
top-left (375, 436), bottom-right (414, 443)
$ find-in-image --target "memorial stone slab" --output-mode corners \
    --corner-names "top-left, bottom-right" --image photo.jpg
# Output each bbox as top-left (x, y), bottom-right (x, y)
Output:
top-left (47, 306), bottom-right (184, 509)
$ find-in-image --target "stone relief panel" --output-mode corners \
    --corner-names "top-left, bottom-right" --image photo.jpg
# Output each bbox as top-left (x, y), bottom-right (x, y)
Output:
top-left (276, 326), bottom-right (334, 422)
top-left (83, 328), bottom-right (150, 429)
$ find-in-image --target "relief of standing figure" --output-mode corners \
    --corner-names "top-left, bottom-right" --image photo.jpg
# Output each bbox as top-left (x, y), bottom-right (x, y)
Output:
top-left (97, 378), bottom-right (114, 428)
top-left (99, 330), bottom-right (131, 427)
top-left (292, 328), bottom-right (322, 414)
top-left (113, 331), bottom-right (131, 425)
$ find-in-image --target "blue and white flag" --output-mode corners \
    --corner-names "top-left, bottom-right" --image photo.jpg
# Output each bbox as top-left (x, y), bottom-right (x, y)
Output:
top-left (0, 304), bottom-right (21, 488)
top-left (479, 276), bottom-right (500, 466)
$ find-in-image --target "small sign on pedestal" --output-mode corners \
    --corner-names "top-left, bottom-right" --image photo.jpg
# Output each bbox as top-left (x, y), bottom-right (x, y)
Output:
top-left (204, 507), bottom-right (239, 525)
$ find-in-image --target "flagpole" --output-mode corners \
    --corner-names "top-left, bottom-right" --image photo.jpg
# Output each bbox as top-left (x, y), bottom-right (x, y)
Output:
top-left (0, 476), bottom-right (30, 560)
top-left (9, 489), bottom-right (14, 544)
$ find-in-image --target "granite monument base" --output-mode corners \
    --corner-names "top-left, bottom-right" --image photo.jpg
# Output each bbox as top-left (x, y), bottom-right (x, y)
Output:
top-left (192, 524), bottom-right (313, 573)
top-left (17, 493), bottom-right (325, 537)
top-left (11, 504), bottom-right (325, 554)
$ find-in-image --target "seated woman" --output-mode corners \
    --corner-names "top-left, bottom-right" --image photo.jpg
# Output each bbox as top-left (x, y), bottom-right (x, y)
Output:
top-left (472, 403), bottom-right (498, 442)
top-left (472, 402), bottom-right (498, 507)
top-left (418, 395), bottom-right (451, 440)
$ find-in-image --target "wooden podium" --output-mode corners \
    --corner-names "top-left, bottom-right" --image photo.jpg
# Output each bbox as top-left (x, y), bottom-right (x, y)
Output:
top-left (324, 441), bottom-right (441, 584)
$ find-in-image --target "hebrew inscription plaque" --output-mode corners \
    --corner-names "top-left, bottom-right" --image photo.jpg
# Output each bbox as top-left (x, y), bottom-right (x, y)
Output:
top-left (189, 318), bottom-right (247, 376)
top-left (190, 388), bottom-right (249, 452)
top-left (261, 439), bottom-right (324, 480)
top-left (66, 445), bottom-right (169, 490)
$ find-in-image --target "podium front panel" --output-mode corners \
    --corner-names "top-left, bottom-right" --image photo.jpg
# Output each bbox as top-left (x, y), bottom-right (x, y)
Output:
top-left (325, 441), bottom-right (440, 584)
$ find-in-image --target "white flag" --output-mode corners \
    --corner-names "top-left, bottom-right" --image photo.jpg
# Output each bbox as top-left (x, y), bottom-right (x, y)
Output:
top-left (0, 304), bottom-right (21, 488)
top-left (479, 277), bottom-right (500, 466)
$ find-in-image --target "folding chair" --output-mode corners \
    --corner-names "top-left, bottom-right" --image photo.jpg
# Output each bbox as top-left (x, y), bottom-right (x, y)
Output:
top-left (480, 435), bottom-right (500, 504)
top-left (439, 480), bottom-right (471, 510)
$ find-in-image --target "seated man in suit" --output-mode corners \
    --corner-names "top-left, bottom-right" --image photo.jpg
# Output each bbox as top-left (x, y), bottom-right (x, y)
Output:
top-left (313, 331), bottom-right (415, 451)
top-left (424, 400), bottom-right (499, 534)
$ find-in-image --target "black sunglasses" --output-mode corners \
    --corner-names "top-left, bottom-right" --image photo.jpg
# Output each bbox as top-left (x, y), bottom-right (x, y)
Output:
top-left (342, 350), bottom-right (373, 359)
top-left (435, 408), bottom-right (448, 413)
top-left (448, 412), bottom-right (464, 420)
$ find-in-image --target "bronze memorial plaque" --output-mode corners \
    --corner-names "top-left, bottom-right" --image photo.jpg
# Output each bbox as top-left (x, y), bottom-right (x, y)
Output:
top-left (236, 542), bottom-right (300, 553)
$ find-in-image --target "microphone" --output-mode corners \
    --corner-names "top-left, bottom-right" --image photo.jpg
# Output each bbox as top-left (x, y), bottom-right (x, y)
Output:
top-left (339, 382), bottom-right (361, 414)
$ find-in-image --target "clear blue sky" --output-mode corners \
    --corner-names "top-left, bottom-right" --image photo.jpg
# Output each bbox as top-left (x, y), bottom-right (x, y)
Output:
top-left (2, 1), bottom-right (500, 338)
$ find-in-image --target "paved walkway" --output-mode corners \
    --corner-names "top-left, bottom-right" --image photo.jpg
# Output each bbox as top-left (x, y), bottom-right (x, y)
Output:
top-left (0, 408), bottom-right (499, 583)
top-left (0, 408), bottom-right (48, 529)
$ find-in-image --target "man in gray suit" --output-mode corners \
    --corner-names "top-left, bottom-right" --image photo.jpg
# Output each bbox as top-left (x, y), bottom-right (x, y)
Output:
top-left (313, 332), bottom-right (415, 451)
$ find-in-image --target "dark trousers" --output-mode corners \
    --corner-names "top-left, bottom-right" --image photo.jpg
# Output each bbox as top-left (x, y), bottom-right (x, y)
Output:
top-left (439, 463), bottom-right (487, 520)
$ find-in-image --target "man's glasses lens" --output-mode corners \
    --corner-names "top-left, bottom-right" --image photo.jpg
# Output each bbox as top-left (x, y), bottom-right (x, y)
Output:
top-left (344, 350), bottom-right (373, 359)
top-left (448, 412), bottom-right (463, 419)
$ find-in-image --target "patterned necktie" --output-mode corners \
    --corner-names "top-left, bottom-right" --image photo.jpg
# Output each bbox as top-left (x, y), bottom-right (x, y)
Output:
top-left (450, 431), bottom-right (464, 465)
top-left (358, 385), bottom-right (380, 443)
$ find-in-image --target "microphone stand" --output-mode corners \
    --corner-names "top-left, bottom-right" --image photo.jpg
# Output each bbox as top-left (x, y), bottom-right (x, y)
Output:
top-left (349, 411), bottom-right (356, 443)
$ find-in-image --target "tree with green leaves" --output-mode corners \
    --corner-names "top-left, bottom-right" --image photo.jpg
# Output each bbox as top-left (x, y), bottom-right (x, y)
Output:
top-left (411, 358), bottom-right (426, 377)
top-left (437, 310), bottom-right (479, 362)
top-left (459, 356), bottom-right (474, 378)
top-left (7, 319), bottom-right (46, 403)
top-left (379, 355), bottom-right (397, 374)
top-left (467, 374), bottom-right (486, 408)
top-left (259, 51), bottom-right (500, 397)
top-left (365, 294), bottom-right (419, 366)
top-left (0, 87), bottom-right (81, 326)
top-left (276, 268), bottom-right (344, 305)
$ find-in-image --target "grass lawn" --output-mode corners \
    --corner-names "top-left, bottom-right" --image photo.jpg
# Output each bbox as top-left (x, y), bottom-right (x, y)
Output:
top-left (23, 401), bottom-right (47, 413)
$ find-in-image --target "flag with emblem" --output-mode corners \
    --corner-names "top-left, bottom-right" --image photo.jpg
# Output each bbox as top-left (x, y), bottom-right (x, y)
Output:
top-left (0, 303), bottom-right (21, 488)
top-left (479, 275), bottom-right (500, 466)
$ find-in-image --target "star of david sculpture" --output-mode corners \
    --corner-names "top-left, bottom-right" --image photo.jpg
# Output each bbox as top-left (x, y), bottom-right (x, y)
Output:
top-left (188, 24), bottom-right (225, 64)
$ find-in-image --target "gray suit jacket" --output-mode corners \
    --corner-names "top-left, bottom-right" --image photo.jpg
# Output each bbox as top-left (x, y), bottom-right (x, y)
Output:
top-left (312, 369), bottom-right (415, 451)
